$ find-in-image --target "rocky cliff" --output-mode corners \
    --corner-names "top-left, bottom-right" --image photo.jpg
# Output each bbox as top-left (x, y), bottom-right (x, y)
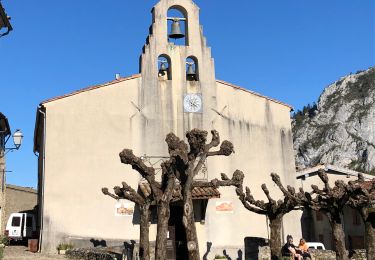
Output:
top-left (293, 67), bottom-right (375, 174)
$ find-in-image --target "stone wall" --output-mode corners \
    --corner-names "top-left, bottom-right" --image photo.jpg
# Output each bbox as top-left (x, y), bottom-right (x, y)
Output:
top-left (349, 249), bottom-right (367, 260)
top-left (257, 247), bottom-right (367, 260)
top-left (4, 185), bottom-right (37, 231)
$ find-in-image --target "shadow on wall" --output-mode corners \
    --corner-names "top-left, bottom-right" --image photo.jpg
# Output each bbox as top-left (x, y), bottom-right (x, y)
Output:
top-left (203, 241), bottom-right (243, 260)
top-left (89, 239), bottom-right (136, 259)
top-left (202, 241), bottom-right (212, 260)
top-left (123, 240), bottom-right (136, 260)
top-left (90, 238), bottom-right (107, 248)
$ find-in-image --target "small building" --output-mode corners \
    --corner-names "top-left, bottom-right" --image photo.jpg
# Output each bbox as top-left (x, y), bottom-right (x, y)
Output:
top-left (4, 184), bottom-right (37, 230)
top-left (297, 164), bottom-right (375, 250)
top-left (34, 0), bottom-right (301, 257)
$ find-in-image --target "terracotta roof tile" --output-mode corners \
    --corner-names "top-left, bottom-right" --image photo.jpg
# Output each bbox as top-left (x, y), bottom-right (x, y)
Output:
top-left (192, 186), bottom-right (220, 200)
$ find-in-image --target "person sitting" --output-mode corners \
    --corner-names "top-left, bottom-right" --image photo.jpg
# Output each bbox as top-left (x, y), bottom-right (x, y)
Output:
top-left (281, 235), bottom-right (302, 260)
top-left (298, 238), bottom-right (312, 259)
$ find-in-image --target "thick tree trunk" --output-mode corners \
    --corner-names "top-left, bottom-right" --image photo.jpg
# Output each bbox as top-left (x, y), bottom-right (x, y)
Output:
top-left (183, 189), bottom-right (200, 260)
top-left (139, 204), bottom-right (150, 260)
top-left (155, 202), bottom-right (170, 260)
top-left (329, 216), bottom-right (349, 260)
top-left (364, 211), bottom-right (375, 260)
top-left (269, 215), bottom-right (282, 260)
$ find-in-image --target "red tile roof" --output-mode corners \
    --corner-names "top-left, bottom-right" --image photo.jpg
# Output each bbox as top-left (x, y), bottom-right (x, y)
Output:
top-left (192, 186), bottom-right (220, 200)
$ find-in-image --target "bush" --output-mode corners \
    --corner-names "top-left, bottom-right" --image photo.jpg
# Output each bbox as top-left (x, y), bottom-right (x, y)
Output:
top-left (0, 235), bottom-right (9, 246)
top-left (214, 255), bottom-right (227, 259)
top-left (66, 248), bottom-right (118, 260)
top-left (56, 243), bottom-right (74, 251)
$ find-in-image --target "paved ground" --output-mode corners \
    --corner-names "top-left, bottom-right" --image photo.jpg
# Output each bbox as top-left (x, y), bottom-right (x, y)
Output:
top-left (4, 246), bottom-right (66, 260)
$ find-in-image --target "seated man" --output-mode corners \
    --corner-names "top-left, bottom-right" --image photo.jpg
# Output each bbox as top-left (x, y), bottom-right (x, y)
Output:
top-left (281, 235), bottom-right (302, 260)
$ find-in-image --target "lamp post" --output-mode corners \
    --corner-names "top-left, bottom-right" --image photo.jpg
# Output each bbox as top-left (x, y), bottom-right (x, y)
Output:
top-left (3, 129), bottom-right (23, 154)
top-left (0, 1), bottom-right (12, 38)
top-left (0, 113), bottom-right (22, 232)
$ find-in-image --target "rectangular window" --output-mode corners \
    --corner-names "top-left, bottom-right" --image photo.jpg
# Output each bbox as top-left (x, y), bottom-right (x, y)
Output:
top-left (11, 217), bottom-right (21, 227)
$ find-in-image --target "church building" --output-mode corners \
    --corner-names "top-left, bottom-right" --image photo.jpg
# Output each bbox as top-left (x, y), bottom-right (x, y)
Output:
top-left (34, 0), bottom-right (301, 257)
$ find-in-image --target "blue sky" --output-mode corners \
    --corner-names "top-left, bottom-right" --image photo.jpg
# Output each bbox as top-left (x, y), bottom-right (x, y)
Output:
top-left (0, 0), bottom-right (374, 188)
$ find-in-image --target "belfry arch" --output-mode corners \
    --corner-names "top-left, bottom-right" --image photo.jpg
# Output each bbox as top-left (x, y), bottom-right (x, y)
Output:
top-left (167, 5), bottom-right (189, 46)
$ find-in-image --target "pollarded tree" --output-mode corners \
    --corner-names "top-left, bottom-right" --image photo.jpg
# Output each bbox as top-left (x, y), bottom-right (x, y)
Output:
top-left (103, 129), bottom-right (237, 260)
top-left (115, 144), bottom-right (179, 260)
top-left (296, 169), bottom-right (350, 260)
top-left (345, 174), bottom-right (375, 259)
top-left (102, 182), bottom-right (152, 260)
top-left (229, 172), bottom-right (302, 260)
top-left (176, 129), bottom-right (235, 260)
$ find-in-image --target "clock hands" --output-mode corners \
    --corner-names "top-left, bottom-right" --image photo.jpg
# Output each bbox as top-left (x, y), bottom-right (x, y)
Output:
top-left (184, 93), bottom-right (202, 113)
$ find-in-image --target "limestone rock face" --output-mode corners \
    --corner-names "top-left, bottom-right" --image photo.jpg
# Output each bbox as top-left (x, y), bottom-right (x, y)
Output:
top-left (293, 67), bottom-right (375, 174)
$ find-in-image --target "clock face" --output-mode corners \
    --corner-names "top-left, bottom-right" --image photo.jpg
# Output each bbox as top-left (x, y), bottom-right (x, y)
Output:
top-left (184, 93), bottom-right (202, 113)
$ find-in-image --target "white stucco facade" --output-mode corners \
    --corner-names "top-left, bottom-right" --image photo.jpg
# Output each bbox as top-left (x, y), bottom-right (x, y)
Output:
top-left (34, 0), bottom-right (301, 257)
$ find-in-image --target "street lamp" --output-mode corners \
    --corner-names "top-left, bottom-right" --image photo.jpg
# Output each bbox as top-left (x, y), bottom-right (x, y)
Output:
top-left (0, 2), bottom-right (12, 38)
top-left (11, 129), bottom-right (23, 150)
top-left (1, 129), bottom-right (23, 156)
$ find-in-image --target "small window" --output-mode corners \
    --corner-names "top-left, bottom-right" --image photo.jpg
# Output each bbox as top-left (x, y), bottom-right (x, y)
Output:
top-left (186, 57), bottom-right (199, 81)
top-left (11, 217), bottom-right (21, 227)
top-left (317, 246), bottom-right (323, 249)
top-left (26, 216), bottom-right (33, 227)
top-left (158, 55), bottom-right (172, 80)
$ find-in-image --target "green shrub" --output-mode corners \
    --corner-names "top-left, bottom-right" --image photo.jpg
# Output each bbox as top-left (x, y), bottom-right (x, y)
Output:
top-left (0, 235), bottom-right (9, 246)
top-left (56, 243), bottom-right (74, 251)
top-left (214, 255), bottom-right (227, 259)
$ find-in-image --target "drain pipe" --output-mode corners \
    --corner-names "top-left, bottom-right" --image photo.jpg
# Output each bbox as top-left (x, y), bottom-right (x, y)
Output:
top-left (34, 107), bottom-right (46, 252)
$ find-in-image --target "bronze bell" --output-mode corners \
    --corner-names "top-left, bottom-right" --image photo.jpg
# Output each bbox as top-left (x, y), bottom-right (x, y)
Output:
top-left (159, 62), bottom-right (168, 75)
top-left (169, 20), bottom-right (184, 39)
top-left (187, 64), bottom-right (196, 77)
top-left (159, 62), bottom-right (167, 72)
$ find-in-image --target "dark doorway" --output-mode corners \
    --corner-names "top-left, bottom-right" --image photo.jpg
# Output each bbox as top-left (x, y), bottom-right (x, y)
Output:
top-left (168, 205), bottom-right (188, 260)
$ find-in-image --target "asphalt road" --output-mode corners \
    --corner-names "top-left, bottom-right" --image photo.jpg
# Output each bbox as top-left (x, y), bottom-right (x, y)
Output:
top-left (4, 245), bottom-right (66, 260)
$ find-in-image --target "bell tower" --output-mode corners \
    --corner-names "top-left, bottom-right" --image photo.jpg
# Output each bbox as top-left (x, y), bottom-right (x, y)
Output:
top-left (138, 0), bottom-right (217, 152)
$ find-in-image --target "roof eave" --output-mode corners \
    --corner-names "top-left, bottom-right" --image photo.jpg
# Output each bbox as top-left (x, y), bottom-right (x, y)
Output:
top-left (216, 79), bottom-right (294, 111)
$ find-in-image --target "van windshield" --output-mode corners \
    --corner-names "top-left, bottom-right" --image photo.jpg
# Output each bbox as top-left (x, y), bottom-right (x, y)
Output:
top-left (11, 217), bottom-right (21, 227)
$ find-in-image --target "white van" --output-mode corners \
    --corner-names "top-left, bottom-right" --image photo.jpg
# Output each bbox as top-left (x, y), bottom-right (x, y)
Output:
top-left (5, 213), bottom-right (37, 241)
top-left (307, 242), bottom-right (326, 250)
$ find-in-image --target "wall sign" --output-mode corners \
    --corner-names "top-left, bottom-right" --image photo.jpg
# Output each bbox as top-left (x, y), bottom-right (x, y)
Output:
top-left (215, 201), bottom-right (234, 214)
top-left (115, 200), bottom-right (135, 217)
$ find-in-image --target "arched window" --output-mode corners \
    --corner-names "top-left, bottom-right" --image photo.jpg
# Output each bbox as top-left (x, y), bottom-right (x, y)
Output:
top-left (167, 6), bottom-right (188, 46)
top-left (186, 56), bottom-right (199, 81)
top-left (158, 55), bottom-right (171, 80)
